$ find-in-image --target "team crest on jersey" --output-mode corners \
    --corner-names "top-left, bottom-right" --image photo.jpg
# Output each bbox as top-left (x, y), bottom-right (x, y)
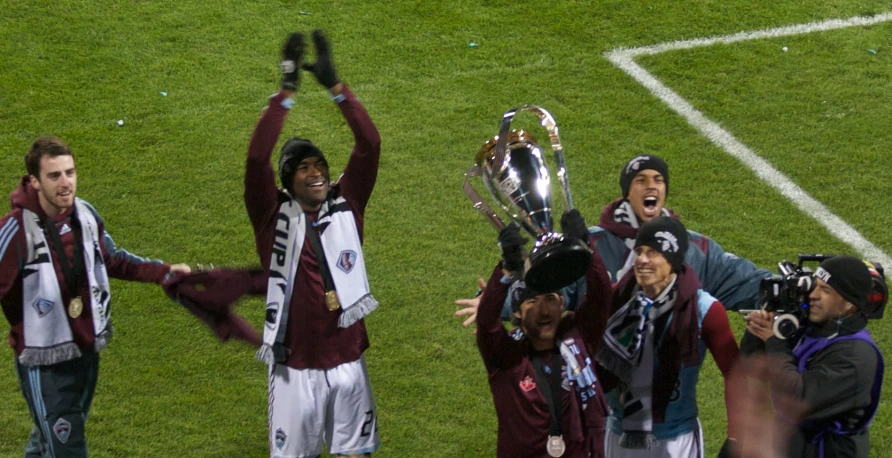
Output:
top-left (265, 302), bottom-right (280, 329)
top-left (519, 376), bottom-right (537, 392)
top-left (275, 428), bottom-right (287, 449)
top-left (32, 297), bottom-right (54, 317)
top-left (337, 250), bottom-right (357, 273)
top-left (54, 418), bottom-right (71, 443)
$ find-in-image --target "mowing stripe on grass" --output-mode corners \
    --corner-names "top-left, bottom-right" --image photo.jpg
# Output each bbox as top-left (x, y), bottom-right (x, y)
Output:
top-left (605, 13), bottom-right (892, 280)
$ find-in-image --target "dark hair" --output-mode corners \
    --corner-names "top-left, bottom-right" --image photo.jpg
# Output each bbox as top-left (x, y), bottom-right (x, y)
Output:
top-left (26, 137), bottom-right (73, 178)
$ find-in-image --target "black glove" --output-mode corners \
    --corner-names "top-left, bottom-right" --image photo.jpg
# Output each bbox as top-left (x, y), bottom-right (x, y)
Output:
top-left (560, 209), bottom-right (589, 245)
top-left (281, 32), bottom-right (305, 91)
top-left (301, 29), bottom-right (339, 89)
top-left (498, 223), bottom-right (528, 272)
top-left (717, 437), bottom-right (736, 458)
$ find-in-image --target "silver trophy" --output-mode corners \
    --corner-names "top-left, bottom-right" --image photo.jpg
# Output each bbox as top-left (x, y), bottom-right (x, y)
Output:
top-left (464, 106), bottom-right (591, 292)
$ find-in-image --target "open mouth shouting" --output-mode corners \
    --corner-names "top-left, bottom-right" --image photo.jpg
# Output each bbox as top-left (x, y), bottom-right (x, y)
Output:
top-left (642, 195), bottom-right (660, 216)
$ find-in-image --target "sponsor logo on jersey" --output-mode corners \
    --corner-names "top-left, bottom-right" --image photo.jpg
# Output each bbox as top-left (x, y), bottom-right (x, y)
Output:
top-left (54, 418), bottom-right (71, 443)
top-left (275, 428), bottom-right (287, 449)
top-left (337, 250), bottom-right (357, 274)
top-left (59, 223), bottom-right (71, 236)
top-left (33, 297), bottom-right (54, 317)
top-left (519, 376), bottom-right (537, 392)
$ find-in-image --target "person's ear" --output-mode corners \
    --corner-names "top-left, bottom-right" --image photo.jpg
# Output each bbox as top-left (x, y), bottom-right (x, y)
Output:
top-left (513, 311), bottom-right (522, 321)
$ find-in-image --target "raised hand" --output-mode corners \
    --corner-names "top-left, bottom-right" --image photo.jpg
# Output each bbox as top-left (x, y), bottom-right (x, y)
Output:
top-left (499, 223), bottom-right (528, 273)
top-left (454, 278), bottom-right (486, 330)
top-left (301, 29), bottom-right (339, 89)
top-left (560, 209), bottom-right (589, 244)
top-left (281, 32), bottom-right (305, 91)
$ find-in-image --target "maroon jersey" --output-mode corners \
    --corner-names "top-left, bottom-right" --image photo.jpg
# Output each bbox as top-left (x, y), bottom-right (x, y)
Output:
top-left (0, 177), bottom-right (171, 355)
top-left (245, 89), bottom-right (380, 370)
top-left (476, 252), bottom-right (612, 458)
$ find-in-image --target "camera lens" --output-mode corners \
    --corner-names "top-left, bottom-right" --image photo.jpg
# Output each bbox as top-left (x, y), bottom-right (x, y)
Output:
top-left (773, 314), bottom-right (801, 340)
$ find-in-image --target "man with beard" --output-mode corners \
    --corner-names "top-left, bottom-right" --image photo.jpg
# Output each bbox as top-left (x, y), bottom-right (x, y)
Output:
top-left (475, 223), bottom-right (612, 457)
top-left (246, 31), bottom-right (382, 457)
top-left (597, 216), bottom-right (739, 457)
top-left (0, 136), bottom-right (186, 457)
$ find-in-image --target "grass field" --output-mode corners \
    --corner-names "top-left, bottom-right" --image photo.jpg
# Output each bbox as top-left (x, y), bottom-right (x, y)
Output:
top-left (1, 1), bottom-right (891, 456)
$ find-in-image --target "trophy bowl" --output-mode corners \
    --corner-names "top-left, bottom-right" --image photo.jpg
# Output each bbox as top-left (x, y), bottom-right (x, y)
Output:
top-left (465, 106), bottom-right (592, 293)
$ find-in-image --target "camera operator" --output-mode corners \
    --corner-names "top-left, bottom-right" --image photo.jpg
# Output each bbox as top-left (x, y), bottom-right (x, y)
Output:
top-left (745, 256), bottom-right (885, 458)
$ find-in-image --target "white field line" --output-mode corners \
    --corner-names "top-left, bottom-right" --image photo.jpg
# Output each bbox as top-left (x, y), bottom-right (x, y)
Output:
top-left (605, 13), bottom-right (892, 280)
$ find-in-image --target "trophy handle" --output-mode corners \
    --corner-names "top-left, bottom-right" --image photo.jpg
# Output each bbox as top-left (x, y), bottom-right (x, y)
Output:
top-left (464, 165), bottom-right (506, 230)
top-left (494, 105), bottom-right (575, 210)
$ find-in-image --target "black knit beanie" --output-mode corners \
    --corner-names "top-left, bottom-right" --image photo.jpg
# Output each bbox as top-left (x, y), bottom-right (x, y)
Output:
top-left (635, 216), bottom-right (688, 272)
top-left (278, 137), bottom-right (326, 190)
top-left (814, 256), bottom-right (870, 309)
top-left (619, 155), bottom-right (670, 198)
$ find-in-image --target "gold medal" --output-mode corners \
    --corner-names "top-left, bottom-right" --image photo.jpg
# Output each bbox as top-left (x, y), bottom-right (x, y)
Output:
top-left (69, 297), bottom-right (84, 319)
top-left (325, 290), bottom-right (340, 311)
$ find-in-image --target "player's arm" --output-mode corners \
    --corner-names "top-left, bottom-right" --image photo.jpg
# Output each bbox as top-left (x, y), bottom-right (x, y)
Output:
top-left (695, 233), bottom-right (773, 311)
top-left (245, 33), bottom-right (304, 239)
top-left (0, 215), bottom-right (25, 301)
top-left (476, 224), bottom-right (528, 369)
top-left (82, 201), bottom-right (190, 274)
top-left (99, 220), bottom-right (171, 283)
top-left (575, 249), bottom-right (612, 354)
top-left (701, 300), bottom-right (741, 438)
top-left (302, 30), bottom-right (381, 212)
top-left (559, 209), bottom-right (612, 350)
top-left (475, 263), bottom-right (521, 369)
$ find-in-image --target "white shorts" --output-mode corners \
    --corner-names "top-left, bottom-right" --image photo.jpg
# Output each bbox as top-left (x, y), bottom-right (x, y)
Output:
top-left (268, 356), bottom-right (379, 458)
top-left (604, 420), bottom-right (703, 458)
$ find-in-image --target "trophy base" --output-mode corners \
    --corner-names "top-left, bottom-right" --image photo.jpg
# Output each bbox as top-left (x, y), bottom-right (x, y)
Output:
top-left (524, 234), bottom-right (592, 293)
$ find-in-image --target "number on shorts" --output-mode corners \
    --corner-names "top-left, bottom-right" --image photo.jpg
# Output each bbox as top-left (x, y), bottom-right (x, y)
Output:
top-left (360, 410), bottom-right (376, 437)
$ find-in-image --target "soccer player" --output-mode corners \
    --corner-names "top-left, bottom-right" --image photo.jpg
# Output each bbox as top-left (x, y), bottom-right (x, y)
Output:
top-left (245, 31), bottom-right (382, 458)
top-left (597, 216), bottom-right (739, 457)
top-left (476, 222), bottom-right (612, 457)
top-left (0, 136), bottom-right (187, 457)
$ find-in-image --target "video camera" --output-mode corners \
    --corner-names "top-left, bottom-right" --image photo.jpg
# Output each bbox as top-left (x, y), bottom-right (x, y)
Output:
top-left (755, 254), bottom-right (888, 339)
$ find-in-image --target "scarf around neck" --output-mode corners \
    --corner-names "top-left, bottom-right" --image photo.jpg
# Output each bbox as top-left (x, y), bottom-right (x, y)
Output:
top-left (256, 193), bottom-right (377, 364)
top-left (597, 266), bottom-right (701, 446)
top-left (19, 198), bottom-right (111, 366)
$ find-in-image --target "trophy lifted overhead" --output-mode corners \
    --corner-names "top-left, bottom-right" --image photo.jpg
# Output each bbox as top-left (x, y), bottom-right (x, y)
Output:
top-left (464, 105), bottom-right (592, 293)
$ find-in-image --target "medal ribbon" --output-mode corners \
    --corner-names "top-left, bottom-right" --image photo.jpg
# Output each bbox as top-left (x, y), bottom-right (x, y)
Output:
top-left (531, 349), bottom-right (563, 439)
top-left (42, 211), bottom-right (84, 301)
top-left (304, 216), bottom-right (336, 297)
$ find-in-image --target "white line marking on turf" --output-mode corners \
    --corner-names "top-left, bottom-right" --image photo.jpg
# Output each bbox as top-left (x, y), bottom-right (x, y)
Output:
top-left (605, 13), bottom-right (892, 280)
